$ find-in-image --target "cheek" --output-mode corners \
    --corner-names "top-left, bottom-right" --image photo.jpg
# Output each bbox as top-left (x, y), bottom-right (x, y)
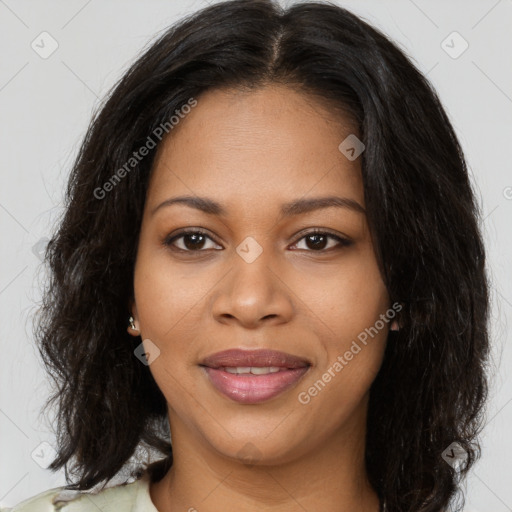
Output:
top-left (133, 239), bottom-right (204, 335)
top-left (291, 247), bottom-right (389, 339)
top-left (132, 246), bottom-right (206, 390)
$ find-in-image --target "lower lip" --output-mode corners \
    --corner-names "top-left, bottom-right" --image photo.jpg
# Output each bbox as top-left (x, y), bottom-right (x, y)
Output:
top-left (202, 367), bottom-right (310, 404)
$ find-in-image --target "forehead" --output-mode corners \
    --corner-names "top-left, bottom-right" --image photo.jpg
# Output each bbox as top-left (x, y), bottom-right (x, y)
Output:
top-left (147, 84), bottom-right (364, 211)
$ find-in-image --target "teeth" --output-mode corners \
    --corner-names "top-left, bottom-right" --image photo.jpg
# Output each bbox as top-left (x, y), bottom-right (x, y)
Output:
top-left (224, 366), bottom-right (282, 375)
top-left (251, 367), bottom-right (281, 375)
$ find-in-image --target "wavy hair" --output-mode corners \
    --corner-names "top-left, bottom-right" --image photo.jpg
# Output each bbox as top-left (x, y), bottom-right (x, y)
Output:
top-left (33, 1), bottom-right (491, 510)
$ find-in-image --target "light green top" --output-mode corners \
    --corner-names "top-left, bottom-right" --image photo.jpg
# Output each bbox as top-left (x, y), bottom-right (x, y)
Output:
top-left (0, 471), bottom-right (159, 512)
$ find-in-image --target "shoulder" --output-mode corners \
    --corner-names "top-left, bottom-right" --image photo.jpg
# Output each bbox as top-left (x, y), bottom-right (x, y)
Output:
top-left (0, 472), bottom-right (156, 512)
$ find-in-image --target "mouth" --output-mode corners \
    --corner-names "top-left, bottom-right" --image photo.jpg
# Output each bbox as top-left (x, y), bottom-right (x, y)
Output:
top-left (200, 349), bottom-right (311, 404)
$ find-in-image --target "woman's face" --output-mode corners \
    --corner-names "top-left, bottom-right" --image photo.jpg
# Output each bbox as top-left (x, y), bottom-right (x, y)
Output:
top-left (130, 84), bottom-right (391, 465)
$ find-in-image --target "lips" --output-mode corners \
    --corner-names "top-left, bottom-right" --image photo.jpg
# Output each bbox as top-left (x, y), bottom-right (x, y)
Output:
top-left (200, 349), bottom-right (311, 404)
top-left (201, 348), bottom-right (310, 369)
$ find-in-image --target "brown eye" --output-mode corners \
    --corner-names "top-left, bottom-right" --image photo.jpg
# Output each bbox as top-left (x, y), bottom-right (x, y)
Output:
top-left (291, 230), bottom-right (353, 252)
top-left (163, 230), bottom-right (222, 252)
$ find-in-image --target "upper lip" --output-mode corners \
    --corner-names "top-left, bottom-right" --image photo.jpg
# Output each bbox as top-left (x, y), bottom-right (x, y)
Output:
top-left (200, 349), bottom-right (310, 369)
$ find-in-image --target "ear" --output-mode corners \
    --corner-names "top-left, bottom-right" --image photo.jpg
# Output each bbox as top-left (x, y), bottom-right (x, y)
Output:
top-left (127, 297), bottom-right (140, 336)
top-left (390, 314), bottom-right (403, 331)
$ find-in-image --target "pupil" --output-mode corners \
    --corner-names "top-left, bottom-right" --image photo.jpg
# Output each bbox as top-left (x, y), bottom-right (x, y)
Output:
top-left (184, 233), bottom-right (205, 250)
top-left (307, 234), bottom-right (326, 250)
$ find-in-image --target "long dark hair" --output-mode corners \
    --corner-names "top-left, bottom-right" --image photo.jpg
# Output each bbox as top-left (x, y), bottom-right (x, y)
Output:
top-left (33, 1), bottom-right (491, 510)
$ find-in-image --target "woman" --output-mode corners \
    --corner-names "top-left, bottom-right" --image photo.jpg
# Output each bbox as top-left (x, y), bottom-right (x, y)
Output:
top-left (4, 0), bottom-right (490, 511)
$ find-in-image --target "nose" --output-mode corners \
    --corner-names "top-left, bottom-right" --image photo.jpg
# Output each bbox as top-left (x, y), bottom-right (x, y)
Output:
top-left (211, 244), bottom-right (294, 329)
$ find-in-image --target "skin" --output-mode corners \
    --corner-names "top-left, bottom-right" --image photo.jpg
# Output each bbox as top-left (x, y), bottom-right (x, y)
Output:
top-left (128, 84), bottom-right (395, 512)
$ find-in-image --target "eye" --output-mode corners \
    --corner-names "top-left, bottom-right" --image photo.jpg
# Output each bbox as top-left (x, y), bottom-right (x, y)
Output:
top-left (163, 229), bottom-right (222, 252)
top-left (290, 229), bottom-right (353, 252)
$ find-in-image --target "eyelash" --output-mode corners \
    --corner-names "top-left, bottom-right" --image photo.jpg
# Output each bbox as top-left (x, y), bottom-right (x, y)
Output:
top-left (162, 228), bottom-right (352, 253)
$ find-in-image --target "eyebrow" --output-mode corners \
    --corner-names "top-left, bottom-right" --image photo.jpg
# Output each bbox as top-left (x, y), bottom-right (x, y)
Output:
top-left (150, 194), bottom-right (366, 218)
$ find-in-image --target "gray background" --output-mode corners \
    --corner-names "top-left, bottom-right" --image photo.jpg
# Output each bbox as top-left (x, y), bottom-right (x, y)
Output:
top-left (0, 0), bottom-right (511, 510)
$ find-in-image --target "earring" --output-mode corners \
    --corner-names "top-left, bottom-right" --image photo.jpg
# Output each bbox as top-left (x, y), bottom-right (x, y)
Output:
top-left (390, 319), bottom-right (400, 331)
top-left (129, 316), bottom-right (139, 332)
